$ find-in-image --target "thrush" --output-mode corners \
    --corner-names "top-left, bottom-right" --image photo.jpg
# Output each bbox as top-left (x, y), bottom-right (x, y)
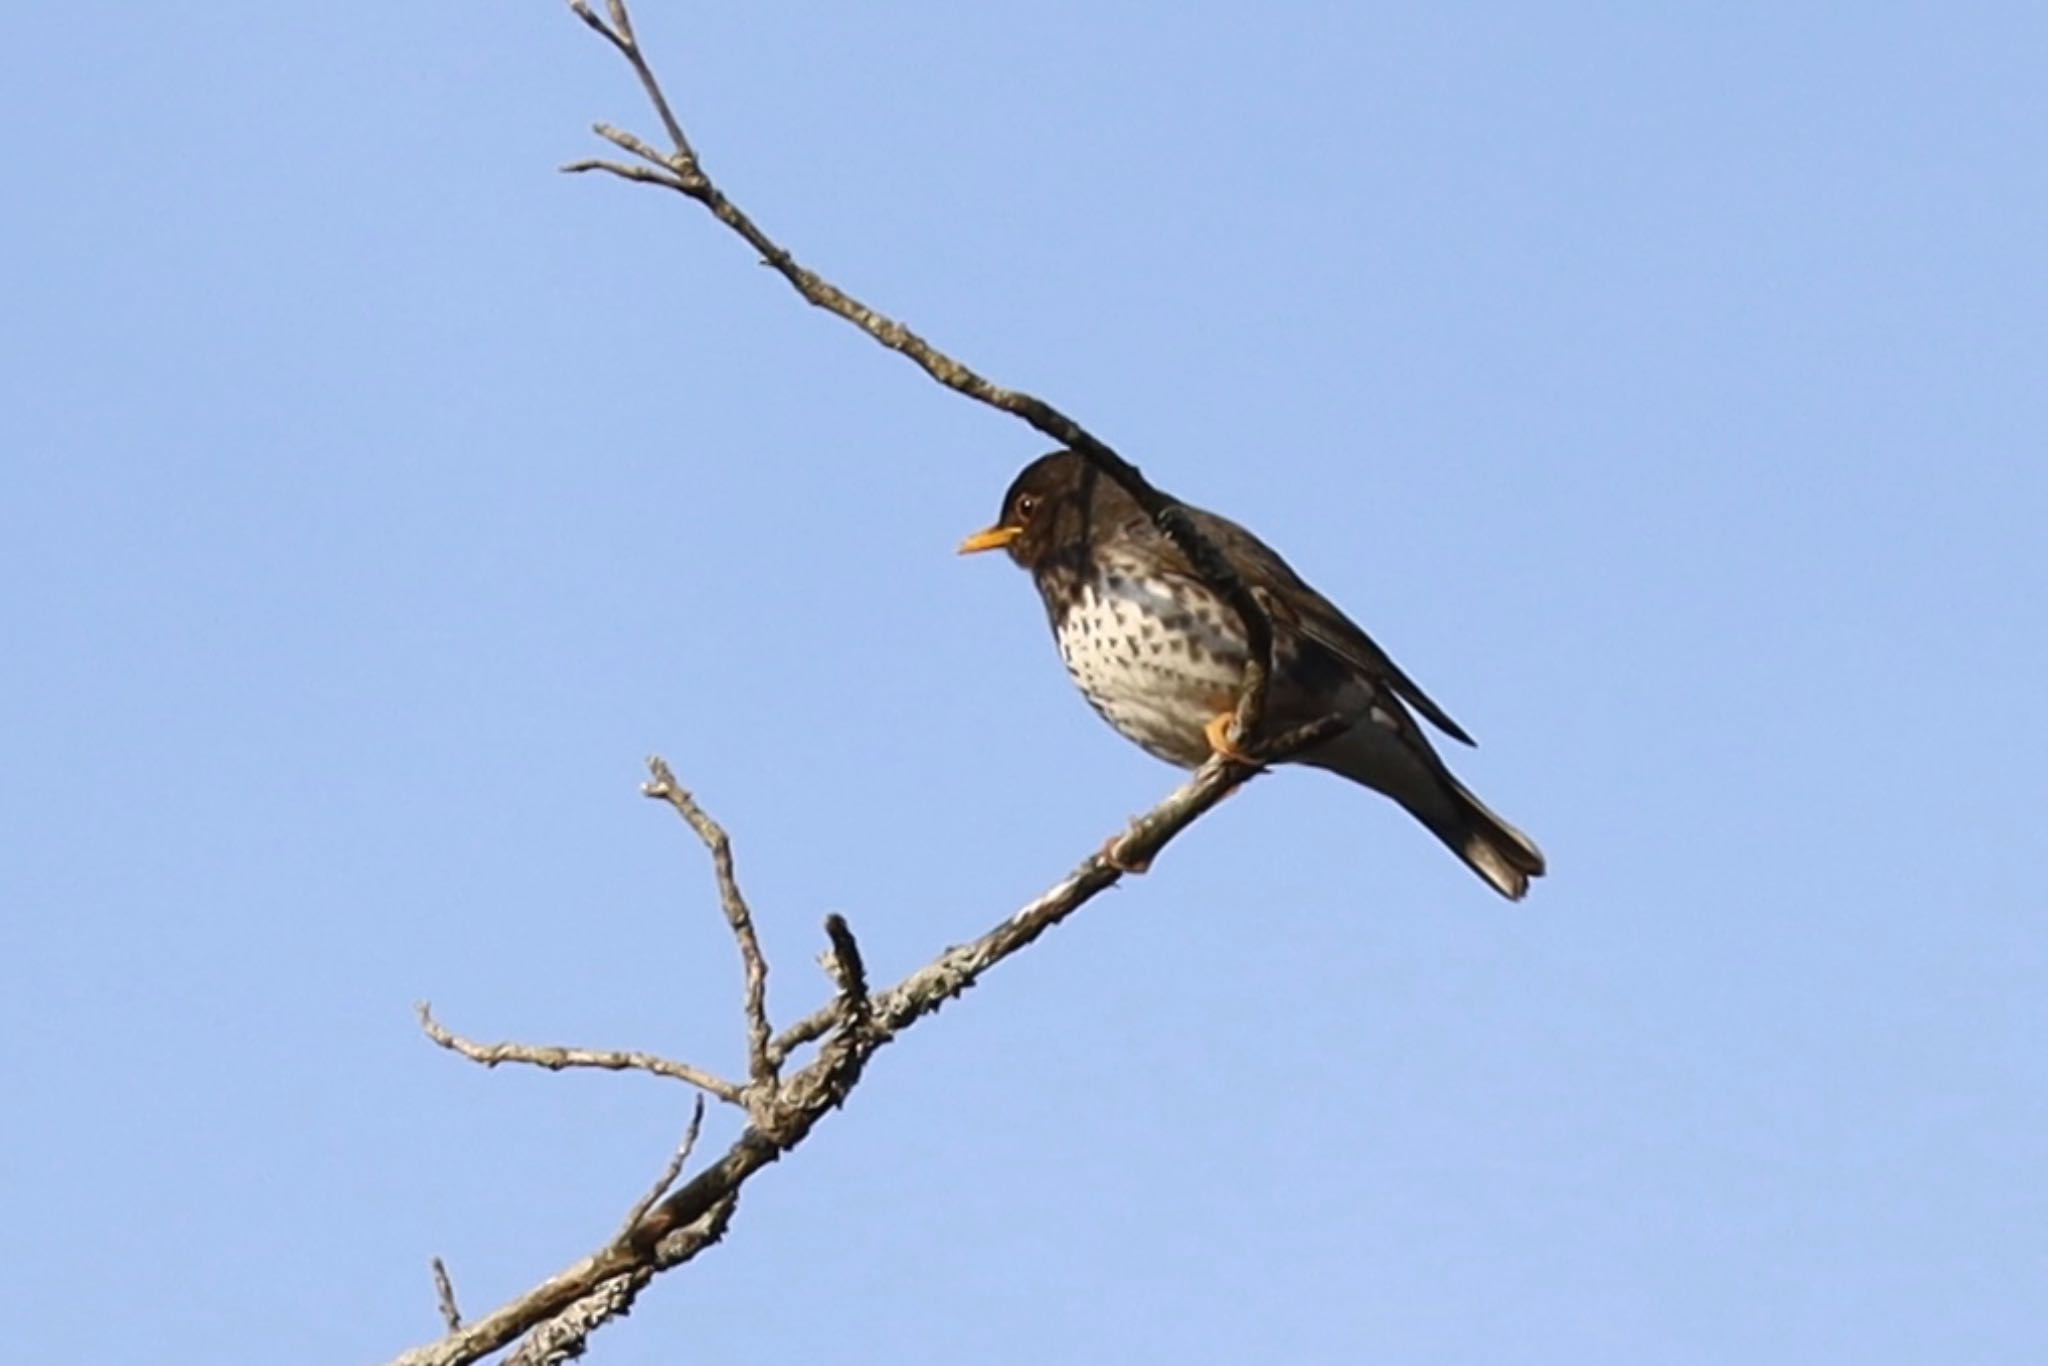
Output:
top-left (960, 449), bottom-right (1545, 899)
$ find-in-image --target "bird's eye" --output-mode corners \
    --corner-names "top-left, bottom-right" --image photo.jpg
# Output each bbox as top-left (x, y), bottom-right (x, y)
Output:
top-left (1016, 494), bottom-right (1039, 520)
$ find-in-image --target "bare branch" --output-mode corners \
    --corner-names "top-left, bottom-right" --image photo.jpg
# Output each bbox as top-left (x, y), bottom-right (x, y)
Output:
top-left (501, 1271), bottom-right (648, 1366)
top-left (590, 123), bottom-right (682, 175)
top-left (496, 1095), bottom-right (712, 1363)
top-left (568, 0), bottom-right (696, 163)
top-left (641, 757), bottom-right (775, 1088)
top-left (559, 158), bottom-right (685, 190)
top-left (557, 0), bottom-right (1281, 748)
top-left (566, 0), bottom-right (624, 51)
top-left (389, 723), bottom-right (1343, 1366)
top-left (415, 1002), bottom-right (746, 1107)
top-left (617, 1095), bottom-right (707, 1241)
top-left (430, 1258), bottom-right (462, 1333)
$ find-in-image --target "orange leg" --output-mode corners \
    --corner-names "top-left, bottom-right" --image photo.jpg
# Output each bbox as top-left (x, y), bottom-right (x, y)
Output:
top-left (1204, 711), bottom-right (1262, 766)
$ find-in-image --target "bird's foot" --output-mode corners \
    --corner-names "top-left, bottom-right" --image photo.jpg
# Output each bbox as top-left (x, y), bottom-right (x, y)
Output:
top-left (1204, 711), bottom-right (1263, 766)
top-left (1099, 830), bottom-right (1154, 875)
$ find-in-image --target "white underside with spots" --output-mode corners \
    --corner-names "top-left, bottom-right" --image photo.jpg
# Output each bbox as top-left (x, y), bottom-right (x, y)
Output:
top-left (1052, 572), bottom-right (1249, 767)
top-left (1033, 545), bottom-right (1541, 898)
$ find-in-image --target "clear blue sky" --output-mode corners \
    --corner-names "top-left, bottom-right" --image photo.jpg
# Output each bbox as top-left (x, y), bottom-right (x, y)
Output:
top-left (4, 4), bottom-right (2043, 1362)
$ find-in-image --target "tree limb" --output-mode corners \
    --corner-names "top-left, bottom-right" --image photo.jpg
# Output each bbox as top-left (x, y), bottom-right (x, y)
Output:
top-left (388, 3), bottom-right (1365, 1359)
top-left (556, 0), bottom-right (1281, 748)
top-left (389, 721), bottom-right (1342, 1366)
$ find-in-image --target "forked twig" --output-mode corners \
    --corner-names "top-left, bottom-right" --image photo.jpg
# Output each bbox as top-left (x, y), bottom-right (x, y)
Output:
top-left (641, 758), bottom-right (775, 1087)
top-left (558, 0), bottom-right (1282, 747)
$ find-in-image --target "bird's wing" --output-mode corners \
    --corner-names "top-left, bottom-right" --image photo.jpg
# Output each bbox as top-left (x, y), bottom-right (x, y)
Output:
top-left (1187, 506), bottom-right (1477, 747)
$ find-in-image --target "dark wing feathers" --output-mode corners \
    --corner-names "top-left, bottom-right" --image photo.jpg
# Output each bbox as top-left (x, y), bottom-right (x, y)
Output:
top-left (1186, 506), bottom-right (1477, 748)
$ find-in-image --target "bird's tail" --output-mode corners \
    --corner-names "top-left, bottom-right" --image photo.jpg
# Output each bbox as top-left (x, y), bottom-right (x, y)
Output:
top-left (1303, 719), bottom-right (1546, 900)
top-left (1430, 776), bottom-right (1546, 901)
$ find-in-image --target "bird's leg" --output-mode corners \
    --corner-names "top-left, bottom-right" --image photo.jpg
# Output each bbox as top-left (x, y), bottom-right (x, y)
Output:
top-left (1204, 711), bottom-right (1263, 766)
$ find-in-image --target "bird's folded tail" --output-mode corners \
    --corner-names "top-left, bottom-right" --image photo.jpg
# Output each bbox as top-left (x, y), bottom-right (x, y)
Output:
top-left (1432, 777), bottom-right (1546, 900)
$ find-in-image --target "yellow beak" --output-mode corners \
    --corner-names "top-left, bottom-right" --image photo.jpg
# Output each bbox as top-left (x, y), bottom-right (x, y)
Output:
top-left (958, 524), bottom-right (1023, 554)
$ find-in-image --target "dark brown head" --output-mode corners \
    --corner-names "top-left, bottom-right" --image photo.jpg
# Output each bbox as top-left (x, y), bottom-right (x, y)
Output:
top-left (958, 450), bottom-right (1129, 571)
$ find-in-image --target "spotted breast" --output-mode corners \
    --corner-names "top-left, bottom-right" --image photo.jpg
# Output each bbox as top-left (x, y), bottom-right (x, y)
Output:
top-left (1050, 556), bottom-right (1249, 767)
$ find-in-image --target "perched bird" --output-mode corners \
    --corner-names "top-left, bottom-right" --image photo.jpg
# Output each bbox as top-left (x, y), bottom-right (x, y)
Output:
top-left (960, 450), bottom-right (1545, 899)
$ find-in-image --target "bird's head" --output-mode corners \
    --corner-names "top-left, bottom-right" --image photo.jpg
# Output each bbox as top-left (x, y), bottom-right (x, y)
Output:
top-left (957, 449), bottom-right (1111, 571)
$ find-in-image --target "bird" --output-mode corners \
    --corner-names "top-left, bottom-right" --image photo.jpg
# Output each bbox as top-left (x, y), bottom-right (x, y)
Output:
top-left (959, 449), bottom-right (1545, 899)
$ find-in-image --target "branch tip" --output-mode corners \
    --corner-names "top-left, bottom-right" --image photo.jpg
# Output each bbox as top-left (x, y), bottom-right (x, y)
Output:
top-left (642, 757), bottom-right (775, 1087)
top-left (431, 1257), bottom-right (462, 1333)
top-left (823, 913), bottom-right (870, 1024)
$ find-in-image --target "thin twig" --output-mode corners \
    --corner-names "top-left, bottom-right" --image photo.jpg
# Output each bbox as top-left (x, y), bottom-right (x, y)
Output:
top-left (559, 0), bottom-right (1278, 747)
top-left (431, 1258), bottom-right (462, 1333)
top-left (560, 158), bottom-right (685, 189)
top-left (640, 758), bottom-right (776, 1087)
top-left (501, 1090), bottom-right (718, 1366)
top-left (591, 123), bottom-right (681, 175)
top-left (617, 1095), bottom-right (707, 1241)
top-left (416, 1003), bottom-right (746, 1106)
top-left (569, 1), bottom-right (696, 162)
